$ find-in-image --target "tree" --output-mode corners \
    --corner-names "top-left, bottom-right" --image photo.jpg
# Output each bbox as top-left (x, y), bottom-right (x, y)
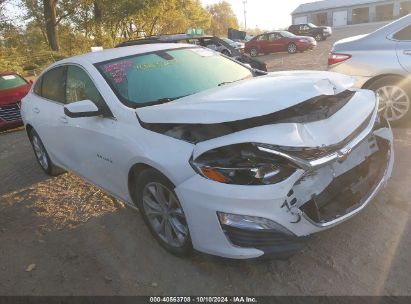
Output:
top-left (207, 0), bottom-right (238, 37)
top-left (134, 0), bottom-right (210, 37)
top-left (23, 0), bottom-right (79, 51)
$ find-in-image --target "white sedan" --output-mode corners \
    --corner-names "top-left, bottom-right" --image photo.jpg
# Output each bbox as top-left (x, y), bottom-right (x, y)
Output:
top-left (21, 44), bottom-right (394, 259)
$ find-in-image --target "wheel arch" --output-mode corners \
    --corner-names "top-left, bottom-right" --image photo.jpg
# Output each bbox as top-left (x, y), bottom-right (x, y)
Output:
top-left (362, 73), bottom-right (407, 89)
top-left (127, 162), bottom-right (175, 203)
top-left (25, 123), bottom-right (34, 136)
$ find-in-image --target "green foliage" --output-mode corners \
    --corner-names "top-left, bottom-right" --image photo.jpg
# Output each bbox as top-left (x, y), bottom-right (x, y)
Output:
top-left (207, 0), bottom-right (239, 37)
top-left (0, 0), bottom-right (239, 75)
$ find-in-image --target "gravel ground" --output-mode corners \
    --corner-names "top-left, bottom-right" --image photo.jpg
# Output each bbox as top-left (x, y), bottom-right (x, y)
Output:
top-left (0, 22), bottom-right (410, 296)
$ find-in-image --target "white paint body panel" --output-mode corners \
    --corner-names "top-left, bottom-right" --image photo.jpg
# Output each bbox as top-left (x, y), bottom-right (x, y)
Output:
top-left (21, 44), bottom-right (394, 259)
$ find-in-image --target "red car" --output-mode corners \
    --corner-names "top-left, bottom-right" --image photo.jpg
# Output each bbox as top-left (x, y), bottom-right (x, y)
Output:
top-left (0, 72), bottom-right (32, 130)
top-left (245, 31), bottom-right (317, 57)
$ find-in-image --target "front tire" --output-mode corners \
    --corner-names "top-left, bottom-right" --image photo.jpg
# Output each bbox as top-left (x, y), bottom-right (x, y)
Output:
top-left (367, 76), bottom-right (411, 126)
top-left (28, 129), bottom-right (65, 176)
top-left (134, 169), bottom-right (192, 257)
top-left (314, 33), bottom-right (323, 41)
top-left (287, 43), bottom-right (297, 54)
top-left (221, 49), bottom-right (231, 57)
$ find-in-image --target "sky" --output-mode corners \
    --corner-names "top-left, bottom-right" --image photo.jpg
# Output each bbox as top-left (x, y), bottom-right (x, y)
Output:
top-left (201, 0), bottom-right (318, 30)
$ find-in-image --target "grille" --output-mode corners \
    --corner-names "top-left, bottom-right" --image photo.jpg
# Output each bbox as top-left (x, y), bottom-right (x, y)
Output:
top-left (299, 138), bottom-right (390, 224)
top-left (0, 104), bottom-right (22, 122)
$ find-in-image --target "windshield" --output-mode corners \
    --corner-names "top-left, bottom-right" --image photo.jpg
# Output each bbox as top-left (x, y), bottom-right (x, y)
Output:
top-left (308, 23), bottom-right (317, 28)
top-left (0, 74), bottom-right (27, 90)
top-left (96, 47), bottom-right (253, 108)
top-left (280, 31), bottom-right (295, 38)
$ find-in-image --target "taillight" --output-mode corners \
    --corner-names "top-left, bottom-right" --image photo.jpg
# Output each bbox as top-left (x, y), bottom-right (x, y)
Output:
top-left (328, 53), bottom-right (352, 66)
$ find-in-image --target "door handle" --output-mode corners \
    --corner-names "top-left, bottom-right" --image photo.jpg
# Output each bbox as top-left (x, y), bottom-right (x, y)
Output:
top-left (33, 107), bottom-right (40, 114)
top-left (59, 116), bottom-right (68, 124)
top-left (403, 50), bottom-right (411, 56)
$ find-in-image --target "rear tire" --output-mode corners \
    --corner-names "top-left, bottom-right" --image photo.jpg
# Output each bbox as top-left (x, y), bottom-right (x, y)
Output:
top-left (367, 76), bottom-right (411, 127)
top-left (28, 129), bottom-right (65, 176)
top-left (134, 169), bottom-right (192, 257)
top-left (287, 43), bottom-right (297, 54)
top-left (250, 47), bottom-right (258, 57)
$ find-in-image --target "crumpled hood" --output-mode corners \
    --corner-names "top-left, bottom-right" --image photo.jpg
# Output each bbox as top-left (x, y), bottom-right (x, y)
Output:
top-left (136, 71), bottom-right (355, 124)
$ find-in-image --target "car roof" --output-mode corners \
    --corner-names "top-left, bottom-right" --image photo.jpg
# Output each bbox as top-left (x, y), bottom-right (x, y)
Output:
top-left (55, 43), bottom-right (196, 65)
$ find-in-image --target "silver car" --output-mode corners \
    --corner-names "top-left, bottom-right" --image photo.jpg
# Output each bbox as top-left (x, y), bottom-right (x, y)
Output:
top-left (328, 15), bottom-right (411, 126)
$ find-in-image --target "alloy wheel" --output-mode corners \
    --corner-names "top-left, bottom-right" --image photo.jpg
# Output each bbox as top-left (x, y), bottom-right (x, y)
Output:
top-left (288, 44), bottom-right (297, 53)
top-left (315, 34), bottom-right (322, 41)
top-left (31, 135), bottom-right (49, 170)
top-left (250, 48), bottom-right (258, 57)
top-left (377, 85), bottom-right (410, 122)
top-left (142, 182), bottom-right (189, 248)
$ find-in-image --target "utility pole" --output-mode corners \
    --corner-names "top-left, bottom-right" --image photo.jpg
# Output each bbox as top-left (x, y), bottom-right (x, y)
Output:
top-left (242, 0), bottom-right (247, 31)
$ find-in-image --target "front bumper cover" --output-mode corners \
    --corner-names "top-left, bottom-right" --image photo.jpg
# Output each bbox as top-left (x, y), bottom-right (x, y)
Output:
top-left (175, 118), bottom-right (394, 259)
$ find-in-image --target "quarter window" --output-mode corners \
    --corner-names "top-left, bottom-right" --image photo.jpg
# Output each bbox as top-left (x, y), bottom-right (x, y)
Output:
top-left (393, 25), bottom-right (411, 40)
top-left (41, 66), bottom-right (66, 103)
top-left (66, 65), bottom-right (104, 107)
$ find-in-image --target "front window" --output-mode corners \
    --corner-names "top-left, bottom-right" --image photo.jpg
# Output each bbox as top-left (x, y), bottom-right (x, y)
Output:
top-left (95, 47), bottom-right (253, 108)
top-left (0, 74), bottom-right (28, 90)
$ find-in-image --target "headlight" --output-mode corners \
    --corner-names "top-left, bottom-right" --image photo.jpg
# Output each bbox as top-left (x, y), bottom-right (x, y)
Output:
top-left (190, 143), bottom-right (297, 185)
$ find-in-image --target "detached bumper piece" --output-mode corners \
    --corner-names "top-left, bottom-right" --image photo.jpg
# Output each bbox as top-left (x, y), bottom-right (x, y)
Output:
top-left (221, 225), bottom-right (307, 259)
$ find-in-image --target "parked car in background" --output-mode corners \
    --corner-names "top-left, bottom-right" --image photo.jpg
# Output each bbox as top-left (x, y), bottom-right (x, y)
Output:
top-left (245, 31), bottom-right (317, 56)
top-left (22, 44), bottom-right (393, 259)
top-left (117, 34), bottom-right (237, 57)
top-left (328, 15), bottom-right (411, 126)
top-left (0, 72), bottom-right (32, 130)
top-left (288, 23), bottom-right (332, 41)
top-left (116, 34), bottom-right (267, 71)
top-left (221, 37), bottom-right (245, 51)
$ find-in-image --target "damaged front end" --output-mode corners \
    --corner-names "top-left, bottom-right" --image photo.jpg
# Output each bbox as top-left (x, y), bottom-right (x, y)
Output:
top-left (264, 114), bottom-right (393, 227)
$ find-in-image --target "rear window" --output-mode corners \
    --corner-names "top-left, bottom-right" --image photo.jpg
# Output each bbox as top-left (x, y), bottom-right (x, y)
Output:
top-left (40, 66), bottom-right (66, 103)
top-left (0, 74), bottom-right (27, 90)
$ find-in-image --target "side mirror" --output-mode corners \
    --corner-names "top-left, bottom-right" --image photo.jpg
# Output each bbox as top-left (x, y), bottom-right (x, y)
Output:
top-left (64, 100), bottom-right (101, 118)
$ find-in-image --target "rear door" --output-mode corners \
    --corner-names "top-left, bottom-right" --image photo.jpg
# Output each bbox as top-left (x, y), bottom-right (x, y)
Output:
top-left (28, 66), bottom-right (68, 165)
top-left (394, 25), bottom-right (411, 73)
top-left (256, 34), bottom-right (269, 53)
top-left (299, 24), bottom-right (311, 36)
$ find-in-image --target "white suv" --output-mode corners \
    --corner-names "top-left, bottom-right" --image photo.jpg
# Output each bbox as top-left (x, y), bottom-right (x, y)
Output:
top-left (22, 44), bottom-right (394, 259)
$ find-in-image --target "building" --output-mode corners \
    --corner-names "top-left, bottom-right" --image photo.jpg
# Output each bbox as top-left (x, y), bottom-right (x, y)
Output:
top-left (291, 0), bottom-right (411, 27)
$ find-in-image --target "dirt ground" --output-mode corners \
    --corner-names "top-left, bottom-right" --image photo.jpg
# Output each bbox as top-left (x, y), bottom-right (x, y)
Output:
top-left (1, 22), bottom-right (410, 296)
